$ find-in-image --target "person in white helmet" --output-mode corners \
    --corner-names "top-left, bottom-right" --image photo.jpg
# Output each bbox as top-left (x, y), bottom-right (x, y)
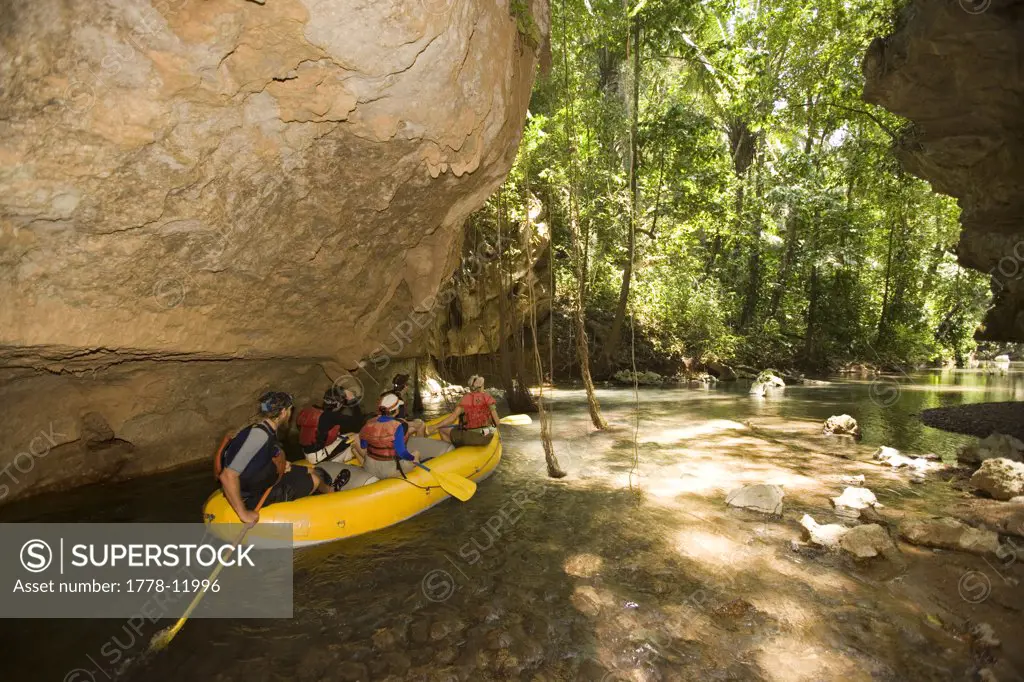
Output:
top-left (358, 393), bottom-right (421, 479)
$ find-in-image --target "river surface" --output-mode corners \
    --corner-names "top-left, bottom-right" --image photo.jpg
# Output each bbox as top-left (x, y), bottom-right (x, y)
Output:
top-left (2, 367), bottom-right (1022, 681)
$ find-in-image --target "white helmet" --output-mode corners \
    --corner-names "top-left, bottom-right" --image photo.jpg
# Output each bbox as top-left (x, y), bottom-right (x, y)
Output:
top-left (467, 374), bottom-right (486, 390)
top-left (378, 393), bottom-right (403, 414)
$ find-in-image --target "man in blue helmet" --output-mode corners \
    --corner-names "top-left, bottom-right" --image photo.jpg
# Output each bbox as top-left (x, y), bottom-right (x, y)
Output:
top-left (216, 391), bottom-right (331, 525)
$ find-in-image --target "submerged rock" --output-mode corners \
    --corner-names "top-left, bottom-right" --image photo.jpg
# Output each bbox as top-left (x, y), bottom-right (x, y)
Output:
top-left (958, 434), bottom-right (1024, 466)
top-left (823, 415), bottom-right (862, 439)
top-left (725, 484), bottom-right (784, 515)
top-left (971, 458), bottom-right (1024, 501)
top-left (838, 524), bottom-right (897, 560)
top-left (898, 517), bottom-right (1000, 556)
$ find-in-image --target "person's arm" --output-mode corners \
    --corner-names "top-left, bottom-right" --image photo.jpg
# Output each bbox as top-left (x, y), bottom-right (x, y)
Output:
top-left (488, 403), bottom-right (500, 427)
top-left (393, 423), bottom-right (418, 461)
top-left (428, 406), bottom-right (463, 435)
top-left (221, 429), bottom-right (269, 525)
top-left (218, 468), bottom-right (259, 525)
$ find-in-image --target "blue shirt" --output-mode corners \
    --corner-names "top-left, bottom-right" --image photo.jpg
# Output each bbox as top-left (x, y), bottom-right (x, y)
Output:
top-left (360, 416), bottom-right (414, 460)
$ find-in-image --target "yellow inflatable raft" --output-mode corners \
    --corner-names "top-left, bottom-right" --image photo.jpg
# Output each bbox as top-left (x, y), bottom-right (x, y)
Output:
top-left (202, 429), bottom-right (502, 547)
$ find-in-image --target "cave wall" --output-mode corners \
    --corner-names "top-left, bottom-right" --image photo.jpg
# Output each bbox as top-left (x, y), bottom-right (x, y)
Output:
top-left (863, 0), bottom-right (1024, 340)
top-left (0, 0), bottom-right (548, 501)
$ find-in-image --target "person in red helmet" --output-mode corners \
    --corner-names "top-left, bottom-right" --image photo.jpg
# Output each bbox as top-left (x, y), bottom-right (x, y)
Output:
top-left (358, 393), bottom-right (421, 480)
top-left (430, 375), bottom-right (499, 446)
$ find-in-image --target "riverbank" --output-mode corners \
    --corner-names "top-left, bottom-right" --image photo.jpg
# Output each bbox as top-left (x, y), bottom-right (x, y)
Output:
top-left (922, 401), bottom-right (1024, 442)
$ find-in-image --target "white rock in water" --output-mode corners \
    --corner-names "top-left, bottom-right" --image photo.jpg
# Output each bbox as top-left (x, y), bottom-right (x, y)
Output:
top-left (838, 524), bottom-right (896, 559)
top-left (971, 458), bottom-right (1024, 501)
top-left (958, 433), bottom-right (1024, 466)
top-left (898, 516), bottom-right (1001, 555)
top-left (873, 446), bottom-right (939, 473)
top-left (749, 381), bottom-right (767, 397)
top-left (832, 487), bottom-right (879, 510)
top-left (725, 484), bottom-right (784, 515)
top-left (800, 514), bottom-right (849, 549)
top-left (823, 414), bottom-right (861, 438)
top-left (840, 474), bottom-right (866, 485)
top-left (994, 355), bottom-right (1011, 364)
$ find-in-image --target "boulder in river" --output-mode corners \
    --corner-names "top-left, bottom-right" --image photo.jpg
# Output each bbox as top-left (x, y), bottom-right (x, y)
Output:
top-left (705, 361), bottom-right (737, 381)
top-left (971, 458), bottom-right (1024, 501)
top-left (832, 487), bottom-right (879, 512)
top-left (838, 524), bottom-right (897, 560)
top-left (755, 370), bottom-right (786, 388)
top-left (873, 446), bottom-right (939, 473)
top-left (898, 516), bottom-right (1001, 556)
top-left (613, 370), bottom-right (663, 386)
top-left (958, 433), bottom-right (1024, 467)
top-left (799, 514), bottom-right (849, 549)
top-left (823, 414), bottom-right (862, 439)
top-left (725, 484), bottom-right (784, 515)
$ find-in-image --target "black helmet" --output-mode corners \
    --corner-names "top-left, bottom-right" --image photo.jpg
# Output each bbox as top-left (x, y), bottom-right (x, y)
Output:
top-left (324, 386), bottom-right (359, 410)
top-left (258, 391), bottom-right (294, 416)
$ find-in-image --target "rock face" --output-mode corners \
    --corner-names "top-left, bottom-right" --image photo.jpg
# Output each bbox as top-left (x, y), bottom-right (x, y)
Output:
top-left (863, 0), bottom-right (1024, 340)
top-left (0, 0), bottom-right (547, 500)
top-left (971, 458), bottom-right (1024, 501)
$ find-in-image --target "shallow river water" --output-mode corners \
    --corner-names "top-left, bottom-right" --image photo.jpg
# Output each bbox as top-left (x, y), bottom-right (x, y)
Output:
top-left (2, 367), bottom-right (1023, 681)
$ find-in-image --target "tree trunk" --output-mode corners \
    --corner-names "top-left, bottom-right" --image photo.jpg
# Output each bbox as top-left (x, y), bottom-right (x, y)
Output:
top-left (603, 12), bottom-right (641, 367)
top-left (739, 163), bottom-right (763, 329)
top-left (803, 264), bottom-right (820, 365)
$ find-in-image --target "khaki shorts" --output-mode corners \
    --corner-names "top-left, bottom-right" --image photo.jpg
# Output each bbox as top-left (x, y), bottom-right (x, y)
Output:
top-left (362, 455), bottom-right (417, 480)
top-left (450, 426), bottom-right (495, 447)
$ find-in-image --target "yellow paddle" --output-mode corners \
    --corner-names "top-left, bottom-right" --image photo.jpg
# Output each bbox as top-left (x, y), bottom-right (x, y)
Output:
top-left (499, 414), bottom-right (533, 425)
top-left (413, 461), bottom-right (477, 502)
top-left (150, 479), bottom-right (276, 652)
top-left (149, 522), bottom-right (251, 652)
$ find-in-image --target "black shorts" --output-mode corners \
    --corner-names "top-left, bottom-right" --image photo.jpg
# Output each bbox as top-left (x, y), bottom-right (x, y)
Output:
top-left (259, 469), bottom-right (321, 507)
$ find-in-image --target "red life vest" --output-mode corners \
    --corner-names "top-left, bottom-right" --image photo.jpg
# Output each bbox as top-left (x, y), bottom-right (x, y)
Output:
top-left (360, 418), bottom-right (402, 461)
top-left (459, 392), bottom-right (493, 430)
top-left (296, 406), bottom-right (341, 450)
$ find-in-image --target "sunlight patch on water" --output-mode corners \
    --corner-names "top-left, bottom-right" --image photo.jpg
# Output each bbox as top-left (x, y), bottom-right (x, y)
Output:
top-left (639, 419), bottom-right (748, 444)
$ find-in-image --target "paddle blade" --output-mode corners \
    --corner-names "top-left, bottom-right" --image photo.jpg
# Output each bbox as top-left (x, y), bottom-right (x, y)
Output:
top-left (148, 623), bottom-right (181, 652)
top-left (432, 471), bottom-right (477, 502)
top-left (499, 414), bottom-right (533, 426)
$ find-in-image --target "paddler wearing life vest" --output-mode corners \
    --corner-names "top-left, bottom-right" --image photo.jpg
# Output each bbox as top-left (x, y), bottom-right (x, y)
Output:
top-left (216, 391), bottom-right (331, 525)
top-left (379, 373), bottom-right (427, 438)
top-left (296, 386), bottom-right (366, 464)
top-left (429, 375), bottom-right (499, 446)
top-left (358, 393), bottom-right (421, 480)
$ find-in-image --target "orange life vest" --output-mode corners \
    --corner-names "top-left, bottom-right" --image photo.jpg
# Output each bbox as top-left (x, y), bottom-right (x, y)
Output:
top-left (359, 418), bottom-right (403, 461)
top-left (459, 392), bottom-right (493, 430)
